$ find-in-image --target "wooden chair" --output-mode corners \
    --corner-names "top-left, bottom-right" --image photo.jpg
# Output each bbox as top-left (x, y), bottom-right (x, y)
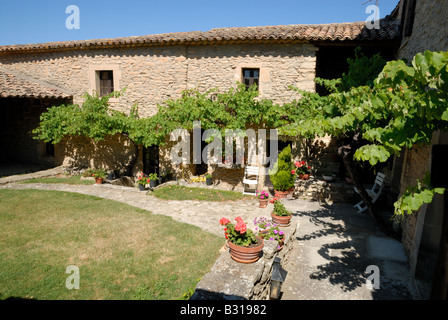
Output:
top-left (242, 166), bottom-right (259, 196)
top-left (353, 172), bottom-right (386, 213)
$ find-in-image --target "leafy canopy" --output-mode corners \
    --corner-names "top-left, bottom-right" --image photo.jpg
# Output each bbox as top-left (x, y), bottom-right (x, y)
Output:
top-left (280, 50), bottom-right (448, 217)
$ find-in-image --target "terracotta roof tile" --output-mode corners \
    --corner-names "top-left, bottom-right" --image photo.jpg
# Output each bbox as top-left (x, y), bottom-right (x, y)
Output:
top-left (0, 67), bottom-right (72, 99)
top-left (0, 18), bottom-right (400, 53)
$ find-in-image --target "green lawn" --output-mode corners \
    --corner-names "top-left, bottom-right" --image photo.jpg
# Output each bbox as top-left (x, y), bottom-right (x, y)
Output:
top-left (153, 185), bottom-right (253, 201)
top-left (0, 189), bottom-right (224, 300)
top-left (20, 175), bottom-right (95, 185)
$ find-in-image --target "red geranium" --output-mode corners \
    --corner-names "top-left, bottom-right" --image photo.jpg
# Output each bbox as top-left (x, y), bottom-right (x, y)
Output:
top-left (220, 217), bottom-right (231, 226)
top-left (219, 217), bottom-right (257, 247)
top-left (235, 221), bottom-right (247, 234)
top-left (295, 160), bottom-right (311, 174)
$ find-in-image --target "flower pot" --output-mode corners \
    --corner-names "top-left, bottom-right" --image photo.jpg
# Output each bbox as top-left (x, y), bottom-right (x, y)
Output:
top-left (107, 172), bottom-right (115, 181)
top-left (95, 177), bottom-right (103, 184)
top-left (139, 184), bottom-right (145, 191)
top-left (274, 187), bottom-right (295, 199)
top-left (206, 177), bottom-right (212, 186)
top-left (271, 212), bottom-right (292, 227)
top-left (277, 242), bottom-right (284, 252)
top-left (149, 180), bottom-right (157, 188)
top-left (259, 199), bottom-right (269, 208)
top-left (228, 236), bottom-right (264, 264)
top-left (298, 173), bottom-right (310, 180)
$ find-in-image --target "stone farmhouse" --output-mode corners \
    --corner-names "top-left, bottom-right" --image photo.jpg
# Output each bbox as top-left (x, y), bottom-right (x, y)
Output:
top-left (0, 11), bottom-right (399, 178)
top-left (0, 0), bottom-right (447, 298)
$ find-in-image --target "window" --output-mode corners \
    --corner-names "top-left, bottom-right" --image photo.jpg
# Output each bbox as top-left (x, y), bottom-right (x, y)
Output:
top-left (98, 71), bottom-right (114, 96)
top-left (242, 68), bottom-right (259, 90)
top-left (89, 65), bottom-right (120, 97)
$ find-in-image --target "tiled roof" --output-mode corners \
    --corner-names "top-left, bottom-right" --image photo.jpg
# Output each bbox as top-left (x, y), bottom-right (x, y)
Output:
top-left (0, 67), bottom-right (72, 99)
top-left (0, 18), bottom-right (400, 53)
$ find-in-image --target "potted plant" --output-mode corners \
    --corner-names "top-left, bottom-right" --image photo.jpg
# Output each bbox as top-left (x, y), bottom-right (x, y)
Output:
top-left (270, 198), bottom-right (292, 227)
top-left (294, 160), bottom-right (311, 180)
top-left (269, 145), bottom-right (295, 198)
top-left (91, 169), bottom-right (107, 184)
top-left (256, 190), bottom-right (270, 208)
top-left (205, 173), bottom-right (213, 186)
top-left (253, 216), bottom-right (274, 234)
top-left (259, 225), bottom-right (285, 252)
top-left (137, 172), bottom-right (149, 191)
top-left (219, 217), bottom-right (264, 264)
top-left (148, 173), bottom-right (158, 188)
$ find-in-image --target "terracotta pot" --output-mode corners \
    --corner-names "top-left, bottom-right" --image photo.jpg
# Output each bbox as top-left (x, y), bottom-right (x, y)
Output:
top-left (259, 199), bottom-right (268, 208)
top-left (277, 242), bottom-right (284, 252)
top-left (271, 212), bottom-right (292, 227)
top-left (274, 187), bottom-right (295, 199)
top-left (228, 236), bottom-right (264, 264)
top-left (95, 177), bottom-right (103, 184)
top-left (298, 173), bottom-right (310, 180)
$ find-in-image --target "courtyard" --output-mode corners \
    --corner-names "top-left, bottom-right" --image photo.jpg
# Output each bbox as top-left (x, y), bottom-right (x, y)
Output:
top-left (0, 168), bottom-right (420, 300)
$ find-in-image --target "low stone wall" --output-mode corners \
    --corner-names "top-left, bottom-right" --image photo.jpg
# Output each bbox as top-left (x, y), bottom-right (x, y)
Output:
top-left (190, 219), bottom-right (298, 300)
top-left (293, 177), bottom-right (358, 204)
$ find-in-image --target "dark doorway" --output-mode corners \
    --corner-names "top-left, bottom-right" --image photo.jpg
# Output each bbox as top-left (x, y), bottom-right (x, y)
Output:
top-left (0, 97), bottom-right (70, 167)
top-left (143, 146), bottom-right (159, 176)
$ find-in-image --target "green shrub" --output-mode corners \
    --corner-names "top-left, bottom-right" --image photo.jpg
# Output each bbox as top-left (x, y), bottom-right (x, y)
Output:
top-left (269, 145), bottom-right (295, 191)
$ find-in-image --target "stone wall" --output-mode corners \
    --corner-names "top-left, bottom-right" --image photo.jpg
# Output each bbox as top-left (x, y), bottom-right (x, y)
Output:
top-left (56, 133), bottom-right (140, 174)
top-left (0, 43), bottom-right (317, 117)
top-left (398, 0), bottom-right (448, 62)
top-left (395, 0), bottom-right (448, 280)
top-left (293, 177), bottom-right (358, 205)
top-left (191, 219), bottom-right (298, 300)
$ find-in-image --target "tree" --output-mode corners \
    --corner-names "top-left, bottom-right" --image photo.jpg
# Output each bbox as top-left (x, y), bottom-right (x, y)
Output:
top-left (33, 89), bottom-right (142, 175)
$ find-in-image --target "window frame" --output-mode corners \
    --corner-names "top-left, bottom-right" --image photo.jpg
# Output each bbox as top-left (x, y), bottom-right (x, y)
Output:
top-left (88, 65), bottom-right (121, 99)
top-left (98, 70), bottom-right (114, 97)
top-left (242, 68), bottom-right (260, 90)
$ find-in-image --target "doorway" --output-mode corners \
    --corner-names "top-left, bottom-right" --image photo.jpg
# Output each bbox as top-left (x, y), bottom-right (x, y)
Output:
top-left (143, 146), bottom-right (159, 176)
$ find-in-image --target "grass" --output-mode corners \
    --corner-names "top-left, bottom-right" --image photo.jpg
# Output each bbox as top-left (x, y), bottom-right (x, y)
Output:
top-left (0, 189), bottom-right (224, 300)
top-left (20, 175), bottom-right (95, 185)
top-left (153, 185), bottom-right (252, 201)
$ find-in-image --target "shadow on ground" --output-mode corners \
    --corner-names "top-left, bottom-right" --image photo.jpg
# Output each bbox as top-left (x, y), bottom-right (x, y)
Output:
top-left (0, 162), bottom-right (54, 178)
top-left (281, 199), bottom-right (416, 300)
